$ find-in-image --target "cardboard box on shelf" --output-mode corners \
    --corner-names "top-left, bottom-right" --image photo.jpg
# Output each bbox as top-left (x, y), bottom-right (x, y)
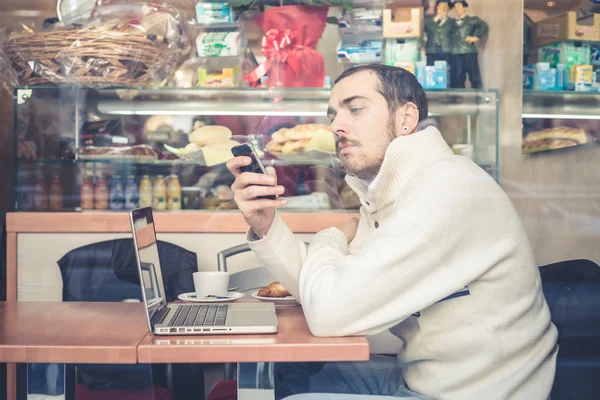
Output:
top-left (533, 10), bottom-right (600, 46)
top-left (591, 43), bottom-right (600, 66)
top-left (416, 61), bottom-right (448, 89)
top-left (198, 66), bottom-right (240, 87)
top-left (196, 28), bottom-right (246, 57)
top-left (337, 40), bottom-right (383, 64)
top-left (570, 64), bottom-right (594, 91)
top-left (195, 2), bottom-right (237, 25)
top-left (538, 41), bottom-right (591, 69)
top-left (382, 7), bottom-right (423, 39)
top-left (393, 61), bottom-right (416, 75)
top-left (384, 38), bottom-right (422, 66)
top-left (523, 63), bottom-right (565, 91)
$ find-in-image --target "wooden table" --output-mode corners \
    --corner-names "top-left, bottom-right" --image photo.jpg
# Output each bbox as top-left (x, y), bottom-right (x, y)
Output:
top-left (1, 302), bottom-right (370, 400)
top-left (0, 302), bottom-right (148, 363)
top-left (0, 302), bottom-right (149, 400)
top-left (138, 307), bottom-right (370, 363)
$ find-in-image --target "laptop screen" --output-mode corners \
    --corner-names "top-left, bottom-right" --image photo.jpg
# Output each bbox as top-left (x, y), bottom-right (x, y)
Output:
top-left (130, 207), bottom-right (168, 322)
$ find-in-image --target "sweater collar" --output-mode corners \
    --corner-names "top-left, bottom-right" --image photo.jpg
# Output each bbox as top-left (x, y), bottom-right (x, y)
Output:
top-left (344, 126), bottom-right (452, 213)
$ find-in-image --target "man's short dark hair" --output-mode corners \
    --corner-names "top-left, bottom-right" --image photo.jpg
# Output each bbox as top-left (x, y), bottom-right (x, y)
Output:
top-left (436, 0), bottom-right (454, 8)
top-left (334, 64), bottom-right (429, 123)
top-left (452, 0), bottom-right (468, 7)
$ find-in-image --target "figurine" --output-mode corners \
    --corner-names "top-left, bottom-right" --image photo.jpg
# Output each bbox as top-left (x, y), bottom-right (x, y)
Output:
top-left (451, 0), bottom-right (488, 88)
top-left (424, 0), bottom-right (457, 66)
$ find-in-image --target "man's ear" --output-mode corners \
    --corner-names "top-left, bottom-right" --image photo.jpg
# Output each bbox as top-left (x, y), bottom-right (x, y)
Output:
top-left (397, 102), bottom-right (420, 136)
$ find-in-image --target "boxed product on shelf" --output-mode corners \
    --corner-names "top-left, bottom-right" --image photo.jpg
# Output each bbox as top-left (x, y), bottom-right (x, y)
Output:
top-left (198, 66), bottom-right (240, 87)
top-left (533, 10), bottom-right (600, 47)
top-left (523, 63), bottom-right (565, 90)
top-left (196, 28), bottom-right (246, 57)
top-left (337, 40), bottom-right (382, 64)
top-left (382, 7), bottom-right (423, 39)
top-left (338, 8), bottom-right (382, 35)
top-left (195, 2), bottom-right (237, 25)
top-left (570, 64), bottom-right (594, 91)
top-left (537, 41), bottom-right (591, 71)
top-left (591, 43), bottom-right (600, 66)
top-left (416, 61), bottom-right (448, 89)
top-left (593, 67), bottom-right (600, 90)
top-left (384, 38), bottom-right (422, 66)
top-left (394, 61), bottom-right (416, 75)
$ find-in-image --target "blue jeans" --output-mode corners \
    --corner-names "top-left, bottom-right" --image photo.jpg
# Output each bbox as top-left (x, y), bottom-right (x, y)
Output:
top-left (276, 355), bottom-right (431, 400)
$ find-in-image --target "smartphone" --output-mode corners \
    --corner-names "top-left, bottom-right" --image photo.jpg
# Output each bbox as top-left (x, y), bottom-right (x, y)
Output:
top-left (231, 143), bottom-right (276, 200)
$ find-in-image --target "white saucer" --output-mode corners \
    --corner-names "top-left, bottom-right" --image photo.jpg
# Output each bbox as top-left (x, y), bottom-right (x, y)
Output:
top-left (178, 292), bottom-right (244, 303)
top-left (251, 291), bottom-right (300, 307)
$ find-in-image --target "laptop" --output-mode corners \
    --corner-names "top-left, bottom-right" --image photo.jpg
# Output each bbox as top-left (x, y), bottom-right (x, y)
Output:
top-left (129, 206), bottom-right (278, 335)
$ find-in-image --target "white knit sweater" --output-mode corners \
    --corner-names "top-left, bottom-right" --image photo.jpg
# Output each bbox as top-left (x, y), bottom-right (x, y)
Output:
top-left (248, 126), bottom-right (558, 400)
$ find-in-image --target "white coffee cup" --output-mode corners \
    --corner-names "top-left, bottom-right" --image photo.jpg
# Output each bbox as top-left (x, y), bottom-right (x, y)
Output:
top-left (193, 271), bottom-right (230, 297)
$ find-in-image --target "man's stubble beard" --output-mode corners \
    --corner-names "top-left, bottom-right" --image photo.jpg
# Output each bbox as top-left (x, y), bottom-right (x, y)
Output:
top-left (342, 113), bottom-right (397, 182)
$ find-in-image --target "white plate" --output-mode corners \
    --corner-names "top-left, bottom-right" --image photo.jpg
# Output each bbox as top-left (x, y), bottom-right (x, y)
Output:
top-left (251, 291), bottom-right (300, 307)
top-left (178, 292), bottom-right (244, 303)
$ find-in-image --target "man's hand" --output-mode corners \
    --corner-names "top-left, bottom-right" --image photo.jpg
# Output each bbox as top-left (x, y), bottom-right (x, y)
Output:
top-left (465, 36), bottom-right (480, 44)
top-left (336, 217), bottom-right (359, 243)
top-left (227, 156), bottom-right (287, 238)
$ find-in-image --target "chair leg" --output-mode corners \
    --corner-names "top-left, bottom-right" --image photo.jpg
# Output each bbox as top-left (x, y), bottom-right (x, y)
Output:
top-left (166, 363), bottom-right (174, 396)
top-left (224, 362), bottom-right (234, 381)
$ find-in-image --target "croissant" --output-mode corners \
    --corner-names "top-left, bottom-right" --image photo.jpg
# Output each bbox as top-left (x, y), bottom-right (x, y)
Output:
top-left (258, 282), bottom-right (291, 298)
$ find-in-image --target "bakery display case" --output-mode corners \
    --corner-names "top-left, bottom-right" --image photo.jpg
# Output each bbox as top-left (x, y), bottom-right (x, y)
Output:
top-left (522, 90), bottom-right (600, 153)
top-left (13, 86), bottom-right (499, 213)
top-left (522, 2), bottom-right (600, 153)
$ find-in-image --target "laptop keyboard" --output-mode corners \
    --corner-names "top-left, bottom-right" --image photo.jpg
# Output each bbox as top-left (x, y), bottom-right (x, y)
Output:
top-left (167, 304), bottom-right (228, 327)
top-left (150, 306), bottom-right (170, 326)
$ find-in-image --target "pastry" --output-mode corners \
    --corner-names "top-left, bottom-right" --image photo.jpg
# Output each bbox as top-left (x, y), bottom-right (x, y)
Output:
top-left (267, 124), bottom-right (334, 154)
top-left (286, 125), bottom-right (316, 141)
top-left (271, 128), bottom-right (289, 144)
top-left (258, 282), bottom-right (291, 298)
top-left (265, 140), bottom-right (284, 153)
top-left (282, 139), bottom-right (311, 154)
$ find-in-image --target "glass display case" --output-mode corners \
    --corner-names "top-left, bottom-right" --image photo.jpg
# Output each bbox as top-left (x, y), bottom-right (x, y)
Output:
top-left (13, 86), bottom-right (499, 213)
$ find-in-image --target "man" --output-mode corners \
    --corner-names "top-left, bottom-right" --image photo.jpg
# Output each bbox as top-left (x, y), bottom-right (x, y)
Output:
top-left (226, 65), bottom-right (558, 399)
top-left (423, 0), bottom-right (457, 66)
top-left (450, 0), bottom-right (488, 88)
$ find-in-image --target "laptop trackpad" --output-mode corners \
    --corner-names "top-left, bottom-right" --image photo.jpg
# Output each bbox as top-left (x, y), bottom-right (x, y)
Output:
top-left (235, 309), bottom-right (274, 318)
top-left (231, 308), bottom-right (275, 325)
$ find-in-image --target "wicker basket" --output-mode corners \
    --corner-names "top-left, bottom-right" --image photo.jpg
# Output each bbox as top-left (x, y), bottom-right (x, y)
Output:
top-left (4, 24), bottom-right (172, 87)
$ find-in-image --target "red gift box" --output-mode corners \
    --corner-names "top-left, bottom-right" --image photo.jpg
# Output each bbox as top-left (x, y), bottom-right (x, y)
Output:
top-left (245, 6), bottom-right (328, 88)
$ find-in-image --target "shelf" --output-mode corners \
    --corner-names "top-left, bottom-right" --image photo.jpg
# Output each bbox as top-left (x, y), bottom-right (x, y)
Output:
top-left (523, 90), bottom-right (600, 120)
top-left (35, 156), bottom-right (343, 167)
top-left (16, 87), bottom-right (498, 117)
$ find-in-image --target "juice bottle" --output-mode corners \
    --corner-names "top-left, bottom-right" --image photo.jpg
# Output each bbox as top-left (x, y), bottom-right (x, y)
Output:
top-left (94, 175), bottom-right (109, 210)
top-left (167, 174), bottom-right (181, 211)
top-left (48, 175), bottom-right (63, 211)
top-left (139, 175), bottom-right (153, 208)
top-left (34, 173), bottom-right (48, 211)
top-left (109, 175), bottom-right (125, 210)
top-left (80, 173), bottom-right (94, 210)
top-left (152, 175), bottom-right (167, 211)
top-left (125, 175), bottom-right (139, 209)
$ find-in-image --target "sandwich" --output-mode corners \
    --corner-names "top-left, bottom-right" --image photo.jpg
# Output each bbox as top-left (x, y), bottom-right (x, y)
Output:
top-left (522, 127), bottom-right (587, 153)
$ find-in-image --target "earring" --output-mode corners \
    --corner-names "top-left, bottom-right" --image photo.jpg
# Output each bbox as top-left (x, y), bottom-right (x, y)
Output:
top-left (402, 126), bottom-right (409, 132)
